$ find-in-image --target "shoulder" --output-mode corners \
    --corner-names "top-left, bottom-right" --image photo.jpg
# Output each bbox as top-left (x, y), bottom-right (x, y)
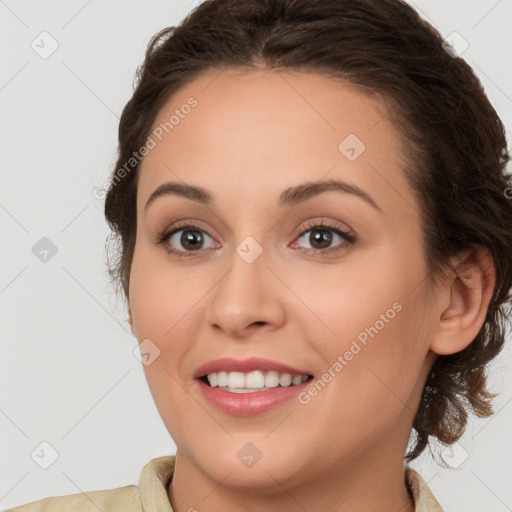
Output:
top-left (6, 485), bottom-right (140, 512)
top-left (405, 466), bottom-right (445, 512)
top-left (6, 455), bottom-right (176, 512)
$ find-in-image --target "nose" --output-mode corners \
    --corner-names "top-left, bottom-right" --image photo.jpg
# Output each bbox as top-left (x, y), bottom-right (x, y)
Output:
top-left (206, 246), bottom-right (286, 339)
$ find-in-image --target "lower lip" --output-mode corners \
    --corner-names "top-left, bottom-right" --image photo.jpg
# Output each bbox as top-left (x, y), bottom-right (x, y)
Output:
top-left (196, 378), bottom-right (311, 416)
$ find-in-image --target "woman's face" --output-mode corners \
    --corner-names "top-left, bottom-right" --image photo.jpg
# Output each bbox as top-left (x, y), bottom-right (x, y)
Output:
top-left (129, 69), bottom-right (440, 487)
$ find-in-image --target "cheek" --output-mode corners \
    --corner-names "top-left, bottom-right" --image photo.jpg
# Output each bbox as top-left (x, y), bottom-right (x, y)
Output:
top-left (129, 246), bottom-right (198, 434)
top-left (287, 246), bottom-right (429, 387)
top-left (128, 244), bottom-right (216, 412)
top-left (287, 254), bottom-right (407, 342)
top-left (129, 244), bottom-right (200, 342)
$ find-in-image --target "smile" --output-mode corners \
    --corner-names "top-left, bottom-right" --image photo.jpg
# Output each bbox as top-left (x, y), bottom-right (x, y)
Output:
top-left (204, 370), bottom-right (310, 392)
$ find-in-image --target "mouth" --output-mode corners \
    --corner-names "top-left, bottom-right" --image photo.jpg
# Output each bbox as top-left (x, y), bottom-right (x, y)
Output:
top-left (199, 370), bottom-right (314, 393)
top-left (193, 358), bottom-right (315, 416)
top-left (196, 373), bottom-right (314, 416)
top-left (193, 356), bottom-right (314, 392)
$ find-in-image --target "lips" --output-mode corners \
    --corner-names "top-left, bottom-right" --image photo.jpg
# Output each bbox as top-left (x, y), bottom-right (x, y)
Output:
top-left (193, 356), bottom-right (313, 379)
top-left (192, 357), bottom-right (314, 416)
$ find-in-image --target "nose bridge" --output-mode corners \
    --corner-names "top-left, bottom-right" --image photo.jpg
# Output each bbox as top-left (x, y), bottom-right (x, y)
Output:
top-left (217, 234), bottom-right (269, 306)
top-left (206, 233), bottom-right (285, 335)
top-left (235, 234), bottom-right (266, 266)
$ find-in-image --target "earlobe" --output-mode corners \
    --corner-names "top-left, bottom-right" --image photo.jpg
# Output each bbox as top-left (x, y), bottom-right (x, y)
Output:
top-left (429, 245), bottom-right (495, 356)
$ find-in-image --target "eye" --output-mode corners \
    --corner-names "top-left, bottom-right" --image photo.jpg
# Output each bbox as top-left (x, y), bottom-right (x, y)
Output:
top-left (291, 219), bottom-right (355, 255)
top-left (156, 223), bottom-right (218, 257)
top-left (155, 218), bottom-right (355, 258)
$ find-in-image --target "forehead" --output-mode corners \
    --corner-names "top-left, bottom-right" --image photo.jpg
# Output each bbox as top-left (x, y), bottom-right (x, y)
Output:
top-left (137, 68), bottom-right (415, 215)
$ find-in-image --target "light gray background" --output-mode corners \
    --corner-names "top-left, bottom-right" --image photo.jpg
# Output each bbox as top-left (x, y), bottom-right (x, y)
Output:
top-left (1, 1), bottom-right (511, 510)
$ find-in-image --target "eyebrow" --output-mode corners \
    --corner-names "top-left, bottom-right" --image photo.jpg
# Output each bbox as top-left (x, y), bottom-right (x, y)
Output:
top-left (144, 179), bottom-right (381, 212)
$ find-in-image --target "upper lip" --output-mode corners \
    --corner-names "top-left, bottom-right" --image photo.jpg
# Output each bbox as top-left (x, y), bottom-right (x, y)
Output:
top-left (193, 357), bottom-right (312, 379)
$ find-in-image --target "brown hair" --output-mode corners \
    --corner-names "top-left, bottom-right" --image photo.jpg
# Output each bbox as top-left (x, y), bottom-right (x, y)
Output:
top-left (104, 0), bottom-right (512, 464)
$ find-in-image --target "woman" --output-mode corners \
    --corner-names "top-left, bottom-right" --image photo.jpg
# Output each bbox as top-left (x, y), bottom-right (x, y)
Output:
top-left (8, 0), bottom-right (512, 510)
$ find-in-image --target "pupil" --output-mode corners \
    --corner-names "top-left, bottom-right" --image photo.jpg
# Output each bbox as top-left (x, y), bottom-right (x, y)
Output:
top-left (311, 229), bottom-right (331, 249)
top-left (182, 229), bottom-right (203, 250)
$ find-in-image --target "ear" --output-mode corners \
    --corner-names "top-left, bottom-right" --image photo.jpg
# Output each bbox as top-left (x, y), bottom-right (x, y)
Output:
top-left (429, 245), bottom-right (496, 356)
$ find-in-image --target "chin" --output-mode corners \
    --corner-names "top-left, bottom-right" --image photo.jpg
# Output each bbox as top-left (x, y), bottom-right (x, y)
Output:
top-left (182, 437), bottom-right (311, 491)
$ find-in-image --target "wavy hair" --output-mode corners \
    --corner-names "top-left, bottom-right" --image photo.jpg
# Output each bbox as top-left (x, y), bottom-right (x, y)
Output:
top-left (104, 0), bottom-right (512, 463)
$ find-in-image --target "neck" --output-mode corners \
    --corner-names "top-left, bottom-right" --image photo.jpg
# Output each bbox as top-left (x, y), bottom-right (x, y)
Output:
top-left (167, 447), bottom-right (415, 512)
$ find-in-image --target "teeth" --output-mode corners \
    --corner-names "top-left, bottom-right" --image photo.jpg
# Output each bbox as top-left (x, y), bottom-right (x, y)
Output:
top-left (246, 370), bottom-right (265, 388)
top-left (217, 371), bottom-right (228, 387)
top-left (279, 373), bottom-right (292, 386)
top-left (227, 371), bottom-right (245, 388)
top-left (264, 370), bottom-right (280, 388)
top-left (205, 370), bottom-right (309, 392)
top-left (292, 375), bottom-right (303, 385)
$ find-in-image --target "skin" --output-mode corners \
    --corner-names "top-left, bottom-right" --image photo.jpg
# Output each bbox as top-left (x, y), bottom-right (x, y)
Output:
top-left (127, 68), bottom-right (495, 512)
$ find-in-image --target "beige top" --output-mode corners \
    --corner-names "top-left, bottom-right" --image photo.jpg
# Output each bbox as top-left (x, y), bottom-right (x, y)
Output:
top-left (7, 455), bottom-right (444, 511)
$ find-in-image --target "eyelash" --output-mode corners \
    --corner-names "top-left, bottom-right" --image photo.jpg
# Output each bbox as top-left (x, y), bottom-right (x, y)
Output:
top-left (155, 219), bottom-right (356, 258)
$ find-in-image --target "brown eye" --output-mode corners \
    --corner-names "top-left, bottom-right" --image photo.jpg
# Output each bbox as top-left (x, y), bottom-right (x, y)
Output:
top-left (178, 229), bottom-right (204, 251)
top-left (306, 229), bottom-right (333, 249)
top-left (159, 225), bottom-right (218, 255)
top-left (294, 225), bottom-right (354, 253)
